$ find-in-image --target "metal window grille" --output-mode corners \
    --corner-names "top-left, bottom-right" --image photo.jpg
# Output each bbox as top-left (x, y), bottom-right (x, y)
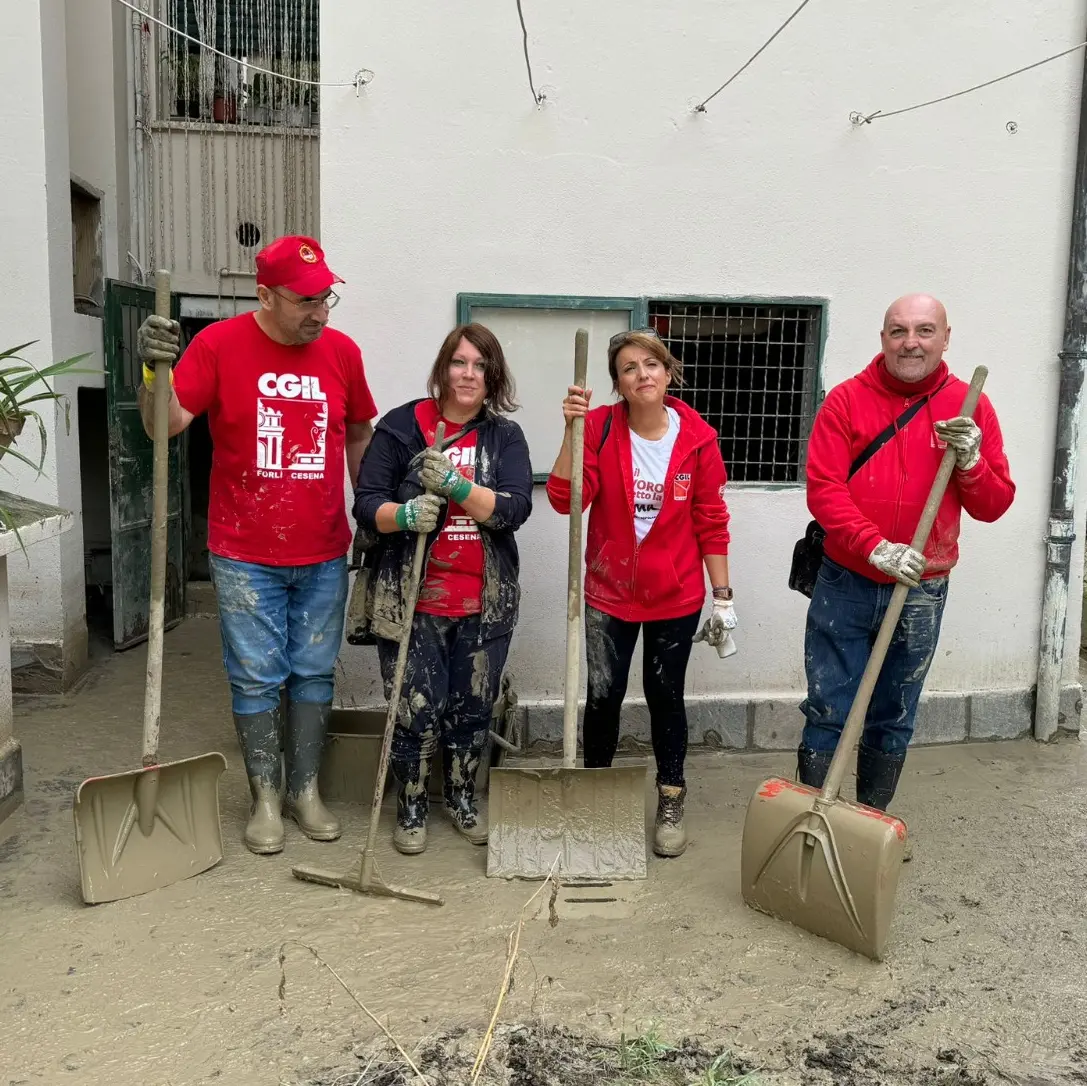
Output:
top-left (159, 0), bottom-right (321, 128)
top-left (647, 301), bottom-right (823, 484)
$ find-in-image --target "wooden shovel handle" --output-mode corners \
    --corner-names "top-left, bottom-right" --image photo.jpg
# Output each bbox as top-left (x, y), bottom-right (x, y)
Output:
top-left (563, 330), bottom-right (589, 769)
top-left (818, 366), bottom-right (988, 804)
top-left (142, 271), bottom-right (173, 767)
top-left (360, 422), bottom-right (445, 885)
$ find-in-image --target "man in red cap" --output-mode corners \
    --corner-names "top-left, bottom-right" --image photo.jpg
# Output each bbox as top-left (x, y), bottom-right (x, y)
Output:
top-left (136, 235), bottom-right (378, 856)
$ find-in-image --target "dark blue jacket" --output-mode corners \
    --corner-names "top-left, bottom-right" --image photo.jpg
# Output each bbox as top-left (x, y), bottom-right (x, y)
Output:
top-left (352, 399), bottom-right (533, 643)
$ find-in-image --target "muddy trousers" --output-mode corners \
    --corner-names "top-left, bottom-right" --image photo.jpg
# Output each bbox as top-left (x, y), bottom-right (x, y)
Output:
top-left (209, 553), bottom-right (348, 715)
top-left (798, 558), bottom-right (948, 809)
top-left (583, 604), bottom-right (702, 788)
top-left (376, 613), bottom-right (512, 821)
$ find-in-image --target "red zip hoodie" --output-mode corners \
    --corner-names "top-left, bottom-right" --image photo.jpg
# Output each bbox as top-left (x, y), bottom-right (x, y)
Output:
top-left (546, 396), bottom-right (730, 622)
top-left (806, 355), bottom-right (1015, 582)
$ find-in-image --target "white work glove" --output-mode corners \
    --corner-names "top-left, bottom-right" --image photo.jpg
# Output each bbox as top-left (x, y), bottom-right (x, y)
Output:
top-left (693, 599), bottom-right (738, 659)
top-left (395, 493), bottom-right (444, 533)
top-left (868, 540), bottom-right (926, 588)
top-left (933, 416), bottom-right (982, 472)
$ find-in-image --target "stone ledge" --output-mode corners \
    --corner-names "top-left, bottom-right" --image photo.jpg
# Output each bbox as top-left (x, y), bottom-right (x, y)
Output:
top-left (0, 736), bottom-right (24, 826)
top-left (11, 636), bottom-right (88, 696)
top-left (518, 684), bottom-right (1083, 752)
top-left (523, 697), bottom-right (749, 751)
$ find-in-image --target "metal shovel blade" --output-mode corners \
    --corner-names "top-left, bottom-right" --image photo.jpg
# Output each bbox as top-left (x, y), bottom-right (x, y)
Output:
top-left (73, 752), bottom-right (228, 904)
top-left (486, 762), bottom-right (648, 882)
top-left (740, 776), bottom-right (907, 960)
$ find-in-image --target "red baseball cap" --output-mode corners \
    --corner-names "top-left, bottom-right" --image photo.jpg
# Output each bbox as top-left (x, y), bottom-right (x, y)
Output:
top-left (255, 234), bottom-right (344, 297)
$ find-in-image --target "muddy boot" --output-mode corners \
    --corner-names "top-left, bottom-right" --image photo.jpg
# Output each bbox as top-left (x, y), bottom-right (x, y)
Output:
top-left (796, 745), bottom-right (835, 789)
top-left (653, 784), bottom-right (688, 857)
top-left (855, 743), bottom-right (906, 811)
top-left (856, 743), bottom-right (911, 862)
top-left (283, 701), bottom-right (341, 841)
top-left (233, 710), bottom-right (285, 855)
top-left (392, 755), bottom-right (431, 855)
top-left (442, 746), bottom-right (487, 845)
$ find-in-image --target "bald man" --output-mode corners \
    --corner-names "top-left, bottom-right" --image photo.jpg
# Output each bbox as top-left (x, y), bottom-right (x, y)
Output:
top-left (797, 294), bottom-right (1015, 815)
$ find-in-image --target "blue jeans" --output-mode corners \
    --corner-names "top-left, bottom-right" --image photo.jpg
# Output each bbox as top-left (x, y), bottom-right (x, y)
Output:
top-left (800, 558), bottom-right (948, 756)
top-left (209, 554), bottom-right (348, 715)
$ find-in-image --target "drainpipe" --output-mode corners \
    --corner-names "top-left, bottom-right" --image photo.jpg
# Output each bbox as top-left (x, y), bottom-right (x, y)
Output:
top-left (1034, 37), bottom-right (1087, 741)
top-left (129, 6), bottom-right (148, 283)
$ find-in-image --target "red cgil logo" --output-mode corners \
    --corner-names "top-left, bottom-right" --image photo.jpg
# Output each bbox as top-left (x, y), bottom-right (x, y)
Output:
top-left (673, 473), bottom-right (692, 500)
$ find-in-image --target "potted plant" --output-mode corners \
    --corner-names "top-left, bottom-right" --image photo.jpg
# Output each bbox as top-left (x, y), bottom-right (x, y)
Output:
top-left (0, 342), bottom-right (98, 472)
top-left (213, 85), bottom-right (238, 124)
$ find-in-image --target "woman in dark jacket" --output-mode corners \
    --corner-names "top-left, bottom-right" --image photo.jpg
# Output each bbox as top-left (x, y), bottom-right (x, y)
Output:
top-left (353, 323), bottom-right (533, 854)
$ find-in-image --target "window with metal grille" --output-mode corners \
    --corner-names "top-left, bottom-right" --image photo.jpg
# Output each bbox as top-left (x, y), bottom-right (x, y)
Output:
top-left (158, 0), bottom-right (320, 128)
top-left (647, 300), bottom-right (823, 484)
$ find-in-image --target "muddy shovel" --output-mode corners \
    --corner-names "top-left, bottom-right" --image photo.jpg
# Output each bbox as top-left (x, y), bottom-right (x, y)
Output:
top-left (740, 365), bottom-right (987, 960)
top-left (291, 424), bottom-right (447, 906)
top-left (73, 270), bottom-right (227, 905)
top-left (487, 328), bottom-right (648, 882)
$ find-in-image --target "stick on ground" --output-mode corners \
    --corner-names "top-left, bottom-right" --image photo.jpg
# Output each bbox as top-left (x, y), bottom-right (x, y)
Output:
top-left (470, 856), bottom-right (562, 1083)
top-left (278, 940), bottom-right (427, 1085)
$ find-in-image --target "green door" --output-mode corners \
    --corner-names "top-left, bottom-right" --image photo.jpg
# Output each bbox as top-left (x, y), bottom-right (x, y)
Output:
top-left (104, 280), bottom-right (189, 649)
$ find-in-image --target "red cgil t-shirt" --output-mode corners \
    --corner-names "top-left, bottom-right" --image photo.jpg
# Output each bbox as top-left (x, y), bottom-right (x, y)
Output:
top-left (173, 312), bottom-right (377, 566)
top-left (413, 398), bottom-right (485, 617)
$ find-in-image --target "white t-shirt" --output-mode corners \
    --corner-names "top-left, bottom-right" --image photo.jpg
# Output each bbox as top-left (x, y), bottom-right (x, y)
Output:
top-left (629, 407), bottom-right (681, 544)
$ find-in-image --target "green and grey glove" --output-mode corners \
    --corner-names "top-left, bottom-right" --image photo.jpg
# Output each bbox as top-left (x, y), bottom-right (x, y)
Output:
top-left (395, 493), bottom-right (444, 533)
top-left (418, 446), bottom-right (473, 504)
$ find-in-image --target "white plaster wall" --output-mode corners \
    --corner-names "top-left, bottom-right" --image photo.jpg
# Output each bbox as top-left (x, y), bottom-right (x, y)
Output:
top-left (321, 0), bottom-right (1087, 706)
top-left (0, 0), bottom-right (67, 657)
top-left (66, 0), bottom-right (123, 284)
top-left (0, 0), bottom-right (120, 676)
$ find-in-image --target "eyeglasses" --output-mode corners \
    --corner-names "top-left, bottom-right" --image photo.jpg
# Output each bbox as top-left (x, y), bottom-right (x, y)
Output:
top-left (271, 288), bottom-right (340, 312)
top-left (608, 327), bottom-right (661, 349)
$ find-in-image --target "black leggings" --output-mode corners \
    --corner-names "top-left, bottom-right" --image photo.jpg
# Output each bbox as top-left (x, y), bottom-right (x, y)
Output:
top-left (582, 604), bottom-right (701, 787)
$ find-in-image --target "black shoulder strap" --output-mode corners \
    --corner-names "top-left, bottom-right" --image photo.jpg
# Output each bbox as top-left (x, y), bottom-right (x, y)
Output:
top-left (598, 412), bottom-right (612, 452)
top-left (846, 378), bottom-right (948, 481)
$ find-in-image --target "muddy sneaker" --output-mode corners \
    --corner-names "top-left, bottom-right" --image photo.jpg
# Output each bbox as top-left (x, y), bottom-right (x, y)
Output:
top-left (393, 781), bottom-right (429, 855)
top-left (393, 821), bottom-right (428, 855)
top-left (653, 784), bottom-right (688, 857)
top-left (443, 798), bottom-right (488, 845)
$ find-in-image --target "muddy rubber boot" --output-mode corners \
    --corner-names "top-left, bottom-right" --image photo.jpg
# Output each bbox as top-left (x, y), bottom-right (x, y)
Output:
top-left (392, 755), bottom-right (430, 855)
top-left (442, 746), bottom-right (487, 845)
top-left (283, 701), bottom-right (341, 841)
top-left (653, 784), bottom-right (688, 857)
top-left (233, 710), bottom-right (285, 855)
top-left (796, 745), bottom-right (835, 789)
top-left (855, 743), bottom-right (906, 811)
top-left (856, 743), bottom-right (912, 862)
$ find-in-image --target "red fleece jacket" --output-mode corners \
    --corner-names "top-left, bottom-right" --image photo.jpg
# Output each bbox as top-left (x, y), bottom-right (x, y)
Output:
top-left (546, 397), bottom-right (731, 622)
top-left (806, 355), bottom-right (1015, 582)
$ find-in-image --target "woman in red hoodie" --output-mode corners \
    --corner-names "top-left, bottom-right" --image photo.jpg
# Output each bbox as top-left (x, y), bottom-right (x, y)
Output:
top-left (547, 329), bottom-right (734, 858)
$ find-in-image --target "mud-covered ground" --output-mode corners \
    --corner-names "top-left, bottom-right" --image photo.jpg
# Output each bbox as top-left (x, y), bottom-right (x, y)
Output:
top-left (2, 616), bottom-right (1085, 1085)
